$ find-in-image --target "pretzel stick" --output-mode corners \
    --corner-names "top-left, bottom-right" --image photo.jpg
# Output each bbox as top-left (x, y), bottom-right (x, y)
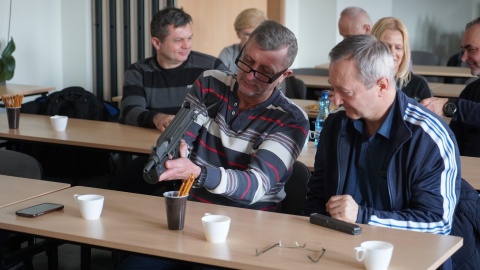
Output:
top-left (178, 174), bottom-right (195, 197)
top-left (179, 174), bottom-right (194, 196)
top-left (178, 180), bottom-right (187, 196)
top-left (183, 175), bottom-right (195, 195)
top-left (1, 94), bottom-right (24, 108)
top-left (178, 175), bottom-right (191, 196)
top-left (14, 94), bottom-right (23, 107)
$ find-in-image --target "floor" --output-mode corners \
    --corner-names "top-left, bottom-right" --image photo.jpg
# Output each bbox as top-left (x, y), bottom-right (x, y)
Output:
top-left (31, 244), bottom-right (115, 270)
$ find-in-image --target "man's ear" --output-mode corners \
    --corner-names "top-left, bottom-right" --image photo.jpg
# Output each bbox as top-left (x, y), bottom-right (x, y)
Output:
top-left (152, 37), bottom-right (161, 50)
top-left (364, 24), bottom-right (371, 35)
top-left (277, 69), bottom-right (293, 86)
top-left (377, 77), bottom-right (390, 96)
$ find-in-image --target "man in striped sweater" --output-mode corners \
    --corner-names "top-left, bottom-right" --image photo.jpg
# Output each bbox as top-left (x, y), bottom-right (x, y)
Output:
top-left (119, 7), bottom-right (228, 131)
top-left (114, 7), bottom-right (228, 195)
top-left (156, 20), bottom-right (310, 210)
top-left (117, 19), bottom-right (310, 270)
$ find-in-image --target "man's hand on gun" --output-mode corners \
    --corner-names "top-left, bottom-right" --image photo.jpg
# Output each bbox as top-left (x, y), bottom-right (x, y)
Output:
top-left (143, 94), bottom-right (218, 185)
top-left (159, 140), bottom-right (201, 182)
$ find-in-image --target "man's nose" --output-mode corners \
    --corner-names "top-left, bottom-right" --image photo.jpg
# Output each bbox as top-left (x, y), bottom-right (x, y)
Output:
top-left (461, 50), bottom-right (468, 62)
top-left (331, 90), bottom-right (343, 106)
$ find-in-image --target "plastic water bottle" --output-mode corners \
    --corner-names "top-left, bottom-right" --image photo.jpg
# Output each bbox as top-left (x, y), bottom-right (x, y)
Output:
top-left (314, 91), bottom-right (330, 147)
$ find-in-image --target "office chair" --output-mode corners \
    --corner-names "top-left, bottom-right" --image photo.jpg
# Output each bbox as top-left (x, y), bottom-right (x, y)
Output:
top-left (445, 51), bottom-right (469, 84)
top-left (411, 50), bottom-right (441, 82)
top-left (450, 178), bottom-right (480, 269)
top-left (0, 149), bottom-right (43, 179)
top-left (411, 50), bottom-right (439, 66)
top-left (281, 161), bottom-right (311, 216)
top-left (292, 68), bottom-right (329, 76)
top-left (280, 76), bottom-right (307, 99)
top-left (0, 149), bottom-right (58, 270)
top-left (291, 68), bottom-right (330, 99)
top-left (415, 75), bottom-right (435, 97)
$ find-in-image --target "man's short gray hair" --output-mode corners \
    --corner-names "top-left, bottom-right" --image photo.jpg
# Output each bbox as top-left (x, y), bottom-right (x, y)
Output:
top-left (465, 17), bottom-right (480, 30)
top-left (248, 20), bottom-right (298, 67)
top-left (329, 35), bottom-right (395, 89)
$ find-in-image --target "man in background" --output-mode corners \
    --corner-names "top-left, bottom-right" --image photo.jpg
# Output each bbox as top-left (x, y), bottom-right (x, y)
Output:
top-left (421, 17), bottom-right (480, 157)
top-left (218, 8), bottom-right (267, 73)
top-left (120, 7), bottom-right (228, 132)
top-left (115, 7), bottom-right (228, 195)
top-left (338, 7), bottom-right (372, 39)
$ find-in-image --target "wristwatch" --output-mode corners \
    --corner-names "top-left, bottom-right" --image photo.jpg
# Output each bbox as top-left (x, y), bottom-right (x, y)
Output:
top-left (443, 99), bottom-right (457, 117)
top-left (192, 165), bottom-right (207, 188)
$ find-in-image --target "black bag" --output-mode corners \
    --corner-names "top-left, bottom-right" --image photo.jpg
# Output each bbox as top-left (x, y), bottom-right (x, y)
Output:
top-left (18, 87), bottom-right (118, 180)
top-left (21, 86), bottom-right (117, 121)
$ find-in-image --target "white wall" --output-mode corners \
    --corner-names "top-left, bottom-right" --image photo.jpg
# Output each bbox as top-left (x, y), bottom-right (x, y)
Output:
top-left (286, 0), bottom-right (337, 68)
top-left (287, 0), bottom-right (392, 68)
top-left (7, 0), bottom-right (64, 91)
top-left (2, 0), bottom-right (91, 94)
top-left (392, 0), bottom-right (479, 64)
top-left (4, 0), bottom-right (480, 94)
top-left (60, 0), bottom-right (92, 90)
top-left (0, 0), bottom-right (12, 51)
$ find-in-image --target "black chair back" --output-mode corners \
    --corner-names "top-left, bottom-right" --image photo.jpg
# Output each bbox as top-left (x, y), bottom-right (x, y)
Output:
top-left (450, 178), bottom-right (480, 269)
top-left (280, 76), bottom-right (307, 99)
top-left (281, 161), bottom-right (311, 216)
top-left (292, 68), bottom-right (329, 76)
top-left (0, 149), bottom-right (42, 179)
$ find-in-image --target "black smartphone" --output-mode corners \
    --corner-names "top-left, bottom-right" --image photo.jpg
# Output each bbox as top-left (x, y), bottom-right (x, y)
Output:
top-left (15, 203), bottom-right (64, 218)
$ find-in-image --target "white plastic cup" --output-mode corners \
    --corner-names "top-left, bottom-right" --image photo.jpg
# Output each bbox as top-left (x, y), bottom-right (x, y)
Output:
top-left (201, 213), bottom-right (231, 243)
top-left (355, 241), bottom-right (394, 270)
top-left (73, 194), bottom-right (104, 220)
top-left (50, 115), bottom-right (68, 131)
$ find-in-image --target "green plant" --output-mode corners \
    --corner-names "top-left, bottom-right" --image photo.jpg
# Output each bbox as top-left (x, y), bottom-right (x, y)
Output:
top-left (0, 38), bottom-right (15, 82)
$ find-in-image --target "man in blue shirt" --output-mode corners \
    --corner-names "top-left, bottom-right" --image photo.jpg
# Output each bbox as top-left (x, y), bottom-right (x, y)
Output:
top-left (304, 35), bottom-right (461, 241)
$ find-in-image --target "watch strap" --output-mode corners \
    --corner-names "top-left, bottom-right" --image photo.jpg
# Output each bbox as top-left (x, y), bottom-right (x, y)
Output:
top-left (192, 165), bottom-right (207, 188)
top-left (443, 98), bottom-right (457, 117)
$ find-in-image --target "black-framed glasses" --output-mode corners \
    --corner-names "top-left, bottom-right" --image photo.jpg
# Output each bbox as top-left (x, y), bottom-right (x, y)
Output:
top-left (255, 240), bottom-right (326, 263)
top-left (234, 46), bottom-right (288, 84)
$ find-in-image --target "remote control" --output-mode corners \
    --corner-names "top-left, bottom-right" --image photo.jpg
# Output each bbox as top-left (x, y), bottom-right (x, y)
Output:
top-left (310, 213), bottom-right (362, 235)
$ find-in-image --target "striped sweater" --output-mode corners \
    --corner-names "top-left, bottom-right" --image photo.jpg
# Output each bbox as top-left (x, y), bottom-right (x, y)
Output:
top-left (119, 51), bottom-right (229, 128)
top-left (183, 70), bottom-right (310, 210)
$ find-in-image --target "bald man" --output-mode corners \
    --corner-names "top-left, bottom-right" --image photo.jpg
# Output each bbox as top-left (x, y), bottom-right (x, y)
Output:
top-left (338, 6), bottom-right (372, 39)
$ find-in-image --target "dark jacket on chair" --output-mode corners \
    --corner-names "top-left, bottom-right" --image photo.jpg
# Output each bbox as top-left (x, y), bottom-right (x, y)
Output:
top-left (450, 179), bottom-right (480, 269)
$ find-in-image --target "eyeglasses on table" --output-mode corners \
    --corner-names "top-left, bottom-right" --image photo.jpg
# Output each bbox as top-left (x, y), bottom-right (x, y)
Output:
top-left (255, 240), bottom-right (326, 263)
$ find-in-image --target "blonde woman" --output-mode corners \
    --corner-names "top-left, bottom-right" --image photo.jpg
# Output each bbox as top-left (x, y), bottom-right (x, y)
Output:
top-left (371, 17), bottom-right (432, 101)
top-left (218, 8), bottom-right (267, 73)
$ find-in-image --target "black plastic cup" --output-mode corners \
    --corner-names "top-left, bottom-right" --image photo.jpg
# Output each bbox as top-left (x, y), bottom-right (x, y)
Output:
top-left (164, 191), bottom-right (188, 230)
top-left (6, 107), bottom-right (20, 129)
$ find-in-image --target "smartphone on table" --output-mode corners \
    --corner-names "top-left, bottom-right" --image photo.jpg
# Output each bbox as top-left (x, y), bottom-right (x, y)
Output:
top-left (15, 203), bottom-right (64, 218)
